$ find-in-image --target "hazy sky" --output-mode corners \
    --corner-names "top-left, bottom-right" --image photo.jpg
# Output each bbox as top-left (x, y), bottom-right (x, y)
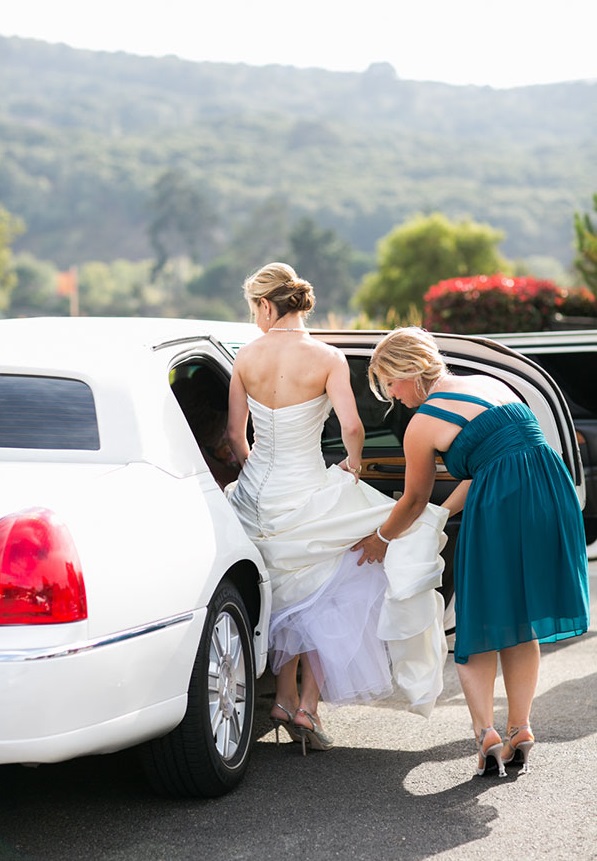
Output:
top-left (2, 0), bottom-right (596, 89)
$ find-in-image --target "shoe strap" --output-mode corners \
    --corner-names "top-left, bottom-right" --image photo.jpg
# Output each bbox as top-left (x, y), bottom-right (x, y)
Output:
top-left (477, 726), bottom-right (499, 743)
top-left (476, 726), bottom-right (501, 752)
top-left (507, 724), bottom-right (533, 741)
top-left (295, 707), bottom-right (319, 730)
top-left (274, 703), bottom-right (294, 722)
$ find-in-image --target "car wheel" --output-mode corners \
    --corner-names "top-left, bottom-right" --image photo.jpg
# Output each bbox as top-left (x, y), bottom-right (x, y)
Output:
top-left (140, 578), bottom-right (256, 798)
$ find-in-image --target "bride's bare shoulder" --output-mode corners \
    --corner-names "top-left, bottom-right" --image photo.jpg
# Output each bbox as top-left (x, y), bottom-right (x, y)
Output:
top-left (236, 333), bottom-right (268, 354)
top-left (309, 339), bottom-right (346, 361)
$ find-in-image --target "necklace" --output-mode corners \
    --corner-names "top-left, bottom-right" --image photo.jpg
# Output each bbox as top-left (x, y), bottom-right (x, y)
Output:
top-left (268, 327), bottom-right (305, 332)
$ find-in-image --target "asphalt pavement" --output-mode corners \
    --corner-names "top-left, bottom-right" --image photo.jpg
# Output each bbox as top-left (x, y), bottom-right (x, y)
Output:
top-left (1, 563), bottom-right (595, 861)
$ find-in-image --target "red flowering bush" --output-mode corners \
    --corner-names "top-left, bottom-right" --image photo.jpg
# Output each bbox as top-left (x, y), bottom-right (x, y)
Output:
top-left (423, 275), bottom-right (596, 334)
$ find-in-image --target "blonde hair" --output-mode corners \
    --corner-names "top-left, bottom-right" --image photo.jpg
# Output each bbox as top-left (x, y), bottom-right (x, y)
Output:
top-left (243, 262), bottom-right (315, 318)
top-left (368, 326), bottom-right (447, 404)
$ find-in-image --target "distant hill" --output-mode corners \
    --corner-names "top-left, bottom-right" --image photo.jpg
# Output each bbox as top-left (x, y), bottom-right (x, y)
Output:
top-left (1, 35), bottom-right (596, 269)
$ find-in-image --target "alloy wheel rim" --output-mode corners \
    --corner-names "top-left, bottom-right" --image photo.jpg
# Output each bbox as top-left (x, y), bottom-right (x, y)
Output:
top-left (208, 609), bottom-right (247, 760)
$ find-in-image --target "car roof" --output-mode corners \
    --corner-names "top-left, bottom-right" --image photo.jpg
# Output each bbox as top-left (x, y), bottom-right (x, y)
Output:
top-left (482, 329), bottom-right (597, 349)
top-left (0, 316), bottom-right (259, 372)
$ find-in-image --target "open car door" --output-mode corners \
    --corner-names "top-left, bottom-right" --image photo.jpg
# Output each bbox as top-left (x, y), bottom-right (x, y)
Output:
top-left (313, 330), bottom-right (585, 632)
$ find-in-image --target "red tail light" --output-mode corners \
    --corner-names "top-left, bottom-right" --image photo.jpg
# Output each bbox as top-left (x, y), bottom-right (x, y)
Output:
top-left (0, 508), bottom-right (87, 624)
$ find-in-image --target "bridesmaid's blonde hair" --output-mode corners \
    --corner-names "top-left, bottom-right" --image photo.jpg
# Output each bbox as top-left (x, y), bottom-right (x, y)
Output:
top-left (243, 262), bottom-right (315, 318)
top-left (368, 326), bottom-right (446, 404)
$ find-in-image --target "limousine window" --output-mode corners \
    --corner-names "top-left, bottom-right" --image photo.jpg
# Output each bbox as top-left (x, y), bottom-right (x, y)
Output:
top-left (0, 375), bottom-right (100, 450)
top-left (522, 352), bottom-right (597, 420)
top-left (321, 356), bottom-right (415, 450)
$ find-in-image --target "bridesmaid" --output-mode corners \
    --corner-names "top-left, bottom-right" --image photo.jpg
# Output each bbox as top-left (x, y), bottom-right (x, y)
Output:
top-left (354, 326), bottom-right (590, 775)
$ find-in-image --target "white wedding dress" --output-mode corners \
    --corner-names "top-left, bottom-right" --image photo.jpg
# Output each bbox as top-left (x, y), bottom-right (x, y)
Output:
top-left (227, 393), bottom-right (449, 717)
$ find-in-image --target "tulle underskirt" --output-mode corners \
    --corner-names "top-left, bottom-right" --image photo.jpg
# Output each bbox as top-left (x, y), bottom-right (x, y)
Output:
top-left (268, 549), bottom-right (394, 706)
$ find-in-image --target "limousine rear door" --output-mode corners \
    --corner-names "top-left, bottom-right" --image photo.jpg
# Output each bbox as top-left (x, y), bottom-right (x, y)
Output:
top-left (314, 330), bottom-right (585, 617)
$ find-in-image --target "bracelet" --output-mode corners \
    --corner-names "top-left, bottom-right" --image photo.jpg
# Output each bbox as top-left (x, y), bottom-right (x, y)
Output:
top-left (376, 526), bottom-right (391, 545)
top-left (345, 456), bottom-right (362, 475)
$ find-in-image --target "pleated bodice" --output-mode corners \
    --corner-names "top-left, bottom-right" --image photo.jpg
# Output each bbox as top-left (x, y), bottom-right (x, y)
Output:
top-left (441, 401), bottom-right (549, 479)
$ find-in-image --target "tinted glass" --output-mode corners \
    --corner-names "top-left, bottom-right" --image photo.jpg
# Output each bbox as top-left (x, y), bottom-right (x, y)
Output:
top-left (321, 356), bottom-right (415, 449)
top-left (0, 375), bottom-right (100, 450)
top-left (525, 352), bottom-right (597, 420)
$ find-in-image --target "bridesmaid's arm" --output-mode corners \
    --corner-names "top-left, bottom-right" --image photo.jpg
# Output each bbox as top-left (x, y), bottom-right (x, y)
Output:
top-left (441, 480), bottom-right (471, 517)
top-left (352, 415), bottom-right (437, 565)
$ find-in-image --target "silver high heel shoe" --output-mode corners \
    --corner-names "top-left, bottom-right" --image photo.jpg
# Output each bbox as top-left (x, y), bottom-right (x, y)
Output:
top-left (502, 725), bottom-right (535, 774)
top-left (476, 726), bottom-right (506, 777)
top-left (293, 708), bottom-right (334, 757)
top-left (270, 704), bottom-right (303, 745)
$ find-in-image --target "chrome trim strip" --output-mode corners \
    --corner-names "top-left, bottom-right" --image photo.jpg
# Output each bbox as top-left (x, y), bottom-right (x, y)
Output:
top-left (0, 612), bottom-right (194, 663)
top-left (151, 335), bottom-right (212, 351)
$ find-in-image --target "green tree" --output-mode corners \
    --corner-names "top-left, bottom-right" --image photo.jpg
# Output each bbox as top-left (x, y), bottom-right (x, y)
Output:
top-left (78, 259), bottom-right (160, 316)
top-left (230, 197), bottom-right (290, 273)
top-left (353, 213), bottom-right (511, 318)
top-left (188, 259), bottom-right (239, 300)
top-left (188, 197), bottom-right (291, 319)
top-left (289, 217), bottom-right (355, 320)
top-left (0, 204), bottom-right (25, 313)
top-left (574, 193), bottom-right (597, 294)
top-left (9, 253), bottom-right (66, 316)
top-left (147, 169), bottom-right (218, 279)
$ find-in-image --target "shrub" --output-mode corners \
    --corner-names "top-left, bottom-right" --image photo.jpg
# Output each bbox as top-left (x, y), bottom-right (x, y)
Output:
top-left (557, 285), bottom-right (597, 317)
top-left (423, 275), bottom-right (596, 334)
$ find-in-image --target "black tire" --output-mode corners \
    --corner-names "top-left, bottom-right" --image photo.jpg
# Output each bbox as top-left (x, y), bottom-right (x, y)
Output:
top-left (140, 579), bottom-right (256, 798)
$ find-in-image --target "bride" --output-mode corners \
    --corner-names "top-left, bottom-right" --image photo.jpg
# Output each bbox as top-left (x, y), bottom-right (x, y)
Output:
top-left (226, 262), bottom-right (448, 754)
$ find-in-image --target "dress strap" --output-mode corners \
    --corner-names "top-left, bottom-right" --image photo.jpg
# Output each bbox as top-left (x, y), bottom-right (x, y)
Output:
top-left (425, 392), bottom-right (495, 409)
top-left (417, 403), bottom-right (468, 427)
top-left (417, 391), bottom-right (494, 427)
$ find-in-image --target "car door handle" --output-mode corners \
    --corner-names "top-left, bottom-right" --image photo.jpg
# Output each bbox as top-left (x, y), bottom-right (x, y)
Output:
top-left (366, 462), bottom-right (406, 474)
top-left (366, 461), bottom-right (449, 475)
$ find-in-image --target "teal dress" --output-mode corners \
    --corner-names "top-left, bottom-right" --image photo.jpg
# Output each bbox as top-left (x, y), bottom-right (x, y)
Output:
top-left (418, 393), bottom-right (590, 664)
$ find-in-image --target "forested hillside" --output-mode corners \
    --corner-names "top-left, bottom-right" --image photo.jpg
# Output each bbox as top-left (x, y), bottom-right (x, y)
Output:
top-left (1, 35), bottom-right (596, 270)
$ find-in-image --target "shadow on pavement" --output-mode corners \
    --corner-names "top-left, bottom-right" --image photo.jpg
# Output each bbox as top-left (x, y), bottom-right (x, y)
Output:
top-left (0, 659), bottom-right (594, 861)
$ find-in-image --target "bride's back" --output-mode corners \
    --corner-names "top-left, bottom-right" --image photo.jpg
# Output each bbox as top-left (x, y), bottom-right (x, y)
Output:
top-left (237, 332), bottom-right (339, 409)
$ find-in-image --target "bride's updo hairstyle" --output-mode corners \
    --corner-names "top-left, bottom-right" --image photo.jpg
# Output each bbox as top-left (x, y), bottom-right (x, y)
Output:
top-left (243, 262), bottom-right (315, 319)
top-left (368, 326), bottom-right (447, 406)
